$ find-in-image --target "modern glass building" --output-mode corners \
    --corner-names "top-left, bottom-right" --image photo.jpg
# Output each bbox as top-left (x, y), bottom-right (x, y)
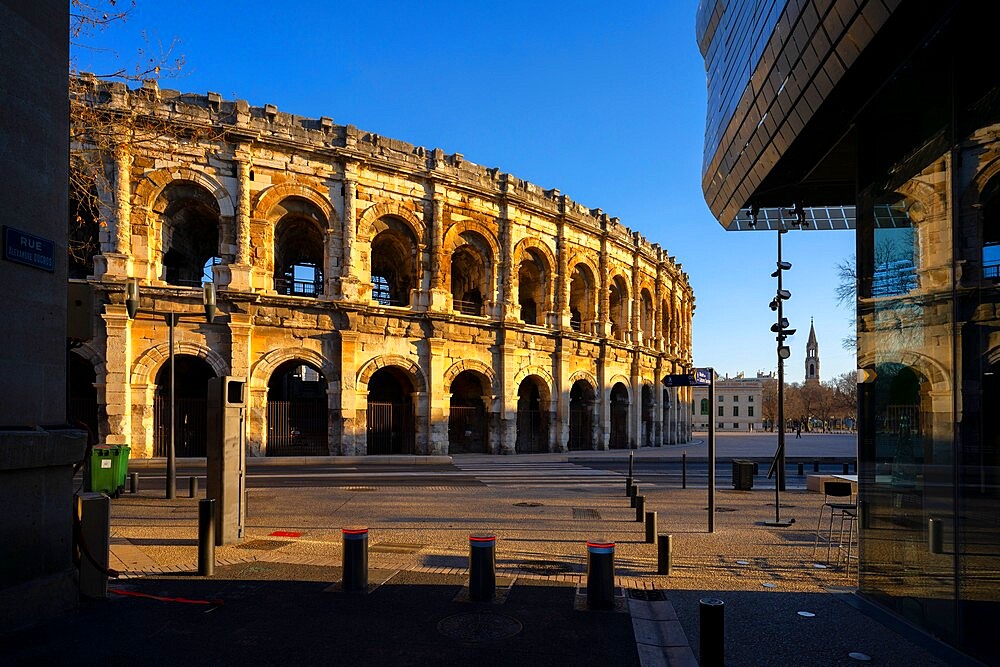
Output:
top-left (697, 1), bottom-right (999, 662)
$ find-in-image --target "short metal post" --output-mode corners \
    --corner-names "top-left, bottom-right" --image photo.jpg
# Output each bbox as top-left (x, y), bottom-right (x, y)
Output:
top-left (189, 476), bottom-right (198, 498)
top-left (129, 472), bottom-right (139, 494)
top-left (630, 485), bottom-right (639, 507)
top-left (198, 498), bottom-right (215, 576)
top-left (657, 534), bottom-right (672, 575)
top-left (586, 540), bottom-right (615, 610)
top-left (699, 597), bottom-right (725, 667)
top-left (469, 534), bottom-right (496, 601)
top-left (928, 518), bottom-right (944, 554)
top-left (797, 462), bottom-right (804, 476)
top-left (753, 462), bottom-right (759, 476)
top-left (625, 476), bottom-right (633, 496)
top-left (813, 460), bottom-right (820, 473)
top-left (342, 526), bottom-right (369, 591)
top-left (635, 495), bottom-right (646, 522)
top-left (645, 511), bottom-right (657, 543)
top-left (843, 462), bottom-right (850, 474)
top-left (681, 452), bottom-right (687, 489)
top-left (628, 450), bottom-right (634, 478)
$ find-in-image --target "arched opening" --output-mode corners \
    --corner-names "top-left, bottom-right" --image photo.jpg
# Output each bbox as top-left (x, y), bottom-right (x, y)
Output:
top-left (68, 354), bottom-right (99, 438)
top-left (981, 176), bottom-right (1000, 280)
top-left (450, 242), bottom-right (488, 315)
top-left (154, 355), bottom-right (216, 457)
top-left (273, 198), bottom-right (325, 296)
top-left (159, 182), bottom-right (221, 287)
top-left (609, 382), bottom-right (630, 449)
top-left (569, 264), bottom-right (595, 333)
top-left (640, 289), bottom-right (654, 343)
top-left (609, 276), bottom-right (628, 341)
top-left (872, 363), bottom-right (932, 485)
top-left (449, 370), bottom-right (488, 454)
top-left (367, 366), bottom-right (415, 455)
top-left (371, 220), bottom-right (417, 307)
top-left (516, 377), bottom-right (549, 453)
top-left (68, 175), bottom-right (101, 280)
top-left (641, 384), bottom-right (654, 447)
top-left (517, 250), bottom-right (547, 325)
top-left (569, 380), bottom-right (595, 451)
top-left (266, 360), bottom-right (328, 456)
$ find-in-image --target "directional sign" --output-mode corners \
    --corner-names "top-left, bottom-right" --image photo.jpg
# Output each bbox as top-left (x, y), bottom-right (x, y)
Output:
top-left (662, 374), bottom-right (694, 387)
top-left (693, 368), bottom-right (713, 385)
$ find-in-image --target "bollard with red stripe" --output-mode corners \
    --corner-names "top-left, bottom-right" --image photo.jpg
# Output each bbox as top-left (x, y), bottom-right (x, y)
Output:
top-left (586, 540), bottom-right (615, 609)
top-left (341, 526), bottom-right (369, 592)
top-left (469, 534), bottom-right (496, 601)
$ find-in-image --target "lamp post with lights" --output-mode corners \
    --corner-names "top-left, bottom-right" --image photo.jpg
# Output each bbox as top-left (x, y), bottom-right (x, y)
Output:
top-left (125, 278), bottom-right (216, 499)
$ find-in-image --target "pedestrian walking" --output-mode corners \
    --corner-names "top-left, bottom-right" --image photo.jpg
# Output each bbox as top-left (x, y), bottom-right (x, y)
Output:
top-left (795, 424), bottom-right (801, 439)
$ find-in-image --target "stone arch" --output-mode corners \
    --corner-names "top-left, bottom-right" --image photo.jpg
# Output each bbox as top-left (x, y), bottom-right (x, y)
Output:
top-left (512, 238), bottom-right (556, 275)
top-left (135, 167), bottom-right (235, 219)
top-left (607, 374), bottom-right (632, 401)
top-left (567, 369), bottom-right (598, 390)
top-left (442, 220), bottom-right (500, 260)
top-left (512, 365), bottom-right (553, 405)
top-left (253, 183), bottom-right (337, 229)
top-left (356, 354), bottom-right (427, 393)
top-left (513, 238), bottom-right (557, 322)
top-left (357, 201), bottom-right (424, 242)
top-left (131, 341), bottom-right (229, 387)
top-left (443, 359), bottom-right (497, 396)
top-left (251, 347), bottom-right (336, 390)
top-left (70, 341), bottom-right (107, 377)
top-left (857, 350), bottom-right (950, 394)
top-left (965, 152), bottom-right (1000, 211)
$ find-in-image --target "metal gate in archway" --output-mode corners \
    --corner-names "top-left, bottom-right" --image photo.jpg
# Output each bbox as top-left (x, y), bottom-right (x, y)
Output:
top-left (154, 396), bottom-right (207, 457)
top-left (267, 399), bottom-right (328, 456)
top-left (448, 405), bottom-right (488, 453)
top-left (367, 401), bottom-right (415, 455)
top-left (516, 409), bottom-right (548, 453)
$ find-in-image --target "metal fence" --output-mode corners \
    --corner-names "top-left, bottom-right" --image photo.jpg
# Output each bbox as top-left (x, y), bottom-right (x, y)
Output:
top-left (568, 405), bottom-right (593, 450)
top-left (154, 396), bottom-right (207, 457)
top-left (267, 399), bottom-right (328, 456)
top-left (448, 405), bottom-right (487, 453)
top-left (516, 408), bottom-right (548, 453)
top-left (367, 401), bottom-right (415, 455)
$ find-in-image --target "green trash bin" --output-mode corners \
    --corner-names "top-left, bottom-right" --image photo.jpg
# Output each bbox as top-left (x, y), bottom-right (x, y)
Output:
top-left (111, 445), bottom-right (131, 496)
top-left (87, 446), bottom-right (117, 495)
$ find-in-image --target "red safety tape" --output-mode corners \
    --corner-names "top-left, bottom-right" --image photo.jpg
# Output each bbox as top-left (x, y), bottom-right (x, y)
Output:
top-left (109, 588), bottom-right (224, 606)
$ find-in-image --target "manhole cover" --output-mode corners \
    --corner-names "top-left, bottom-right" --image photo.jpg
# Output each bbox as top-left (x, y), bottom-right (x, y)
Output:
top-left (572, 508), bottom-right (601, 519)
top-left (520, 561), bottom-right (574, 575)
top-left (237, 539), bottom-right (289, 551)
top-left (437, 612), bottom-right (522, 642)
top-left (628, 589), bottom-right (667, 601)
top-left (513, 502), bottom-right (542, 507)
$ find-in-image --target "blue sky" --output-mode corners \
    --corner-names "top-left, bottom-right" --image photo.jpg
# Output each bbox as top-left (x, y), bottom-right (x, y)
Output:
top-left (73, 0), bottom-right (857, 383)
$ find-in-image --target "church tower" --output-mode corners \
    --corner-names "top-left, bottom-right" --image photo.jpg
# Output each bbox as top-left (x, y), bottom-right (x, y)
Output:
top-left (805, 318), bottom-right (820, 385)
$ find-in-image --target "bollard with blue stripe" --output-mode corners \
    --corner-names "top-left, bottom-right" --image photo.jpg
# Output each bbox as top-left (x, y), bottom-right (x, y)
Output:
top-left (586, 540), bottom-right (615, 610)
top-left (469, 534), bottom-right (496, 601)
top-left (342, 526), bottom-right (369, 592)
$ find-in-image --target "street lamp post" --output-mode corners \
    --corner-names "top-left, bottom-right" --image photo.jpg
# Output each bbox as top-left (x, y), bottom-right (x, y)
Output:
top-left (125, 278), bottom-right (216, 499)
top-left (766, 226), bottom-right (796, 527)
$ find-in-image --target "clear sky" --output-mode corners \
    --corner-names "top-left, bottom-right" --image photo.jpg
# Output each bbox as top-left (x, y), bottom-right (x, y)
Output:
top-left (73, 0), bottom-right (857, 383)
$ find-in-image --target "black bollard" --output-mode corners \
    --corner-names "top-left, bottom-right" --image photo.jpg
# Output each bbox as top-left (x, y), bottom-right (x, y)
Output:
top-left (628, 450), bottom-right (634, 478)
top-left (928, 518), bottom-right (943, 554)
top-left (699, 597), bottom-right (725, 667)
top-left (189, 476), bottom-right (198, 498)
top-left (586, 540), bottom-right (615, 610)
top-left (843, 462), bottom-right (850, 475)
top-left (753, 462), bottom-right (759, 476)
top-left (342, 526), bottom-right (369, 592)
top-left (657, 534), bottom-right (672, 575)
top-left (198, 498), bottom-right (215, 576)
top-left (645, 511), bottom-right (657, 543)
top-left (813, 460), bottom-right (820, 473)
top-left (469, 534), bottom-right (496, 601)
top-left (129, 472), bottom-right (139, 494)
top-left (625, 476), bottom-right (633, 496)
top-left (630, 485), bottom-right (639, 507)
top-left (797, 462), bottom-right (804, 476)
top-left (635, 495), bottom-right (646, 522)
top-left (682, 452), bottom-right (687, 489)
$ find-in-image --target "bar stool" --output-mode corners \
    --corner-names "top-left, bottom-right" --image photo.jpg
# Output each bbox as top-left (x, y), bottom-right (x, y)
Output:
top-left (812, 480), bottom-right (856, 562)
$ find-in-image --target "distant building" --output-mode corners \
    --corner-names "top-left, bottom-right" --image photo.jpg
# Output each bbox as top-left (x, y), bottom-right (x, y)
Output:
top-left (804, 319), bottom-right (820, 385)
top-left (692, 371), bottom-right (772, 432)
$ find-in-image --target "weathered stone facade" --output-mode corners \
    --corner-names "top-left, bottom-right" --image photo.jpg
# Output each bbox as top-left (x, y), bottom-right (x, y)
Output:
top-left (69, 79), bottom-right (694, 458)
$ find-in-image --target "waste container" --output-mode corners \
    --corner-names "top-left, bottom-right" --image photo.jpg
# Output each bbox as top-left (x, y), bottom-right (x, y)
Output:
top-left (87, 445), bottom-right (130, 497)
top-left (732, 459), bottom-right (754, 490)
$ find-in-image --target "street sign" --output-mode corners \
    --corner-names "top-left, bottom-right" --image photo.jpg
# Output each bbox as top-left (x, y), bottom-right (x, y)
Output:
top-left (3, 226), bottom-right (55, 272)
top-left (662, 374), bottom-right (694, 387)
top-left (694, 368), bottom-right (713, 385)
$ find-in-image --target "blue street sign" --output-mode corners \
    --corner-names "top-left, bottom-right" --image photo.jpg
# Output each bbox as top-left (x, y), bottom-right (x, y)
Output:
top-left (3, 226), bottom-right (55, 272)
top-left (694, 368), bottom-right (712, 385)
top-left (662, 374), bottom-right (694, 387)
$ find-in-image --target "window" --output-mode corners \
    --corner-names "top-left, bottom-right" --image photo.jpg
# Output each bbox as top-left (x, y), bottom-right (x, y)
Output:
top-left (717, 406), bottom-right (724, 417)
top-left (748, 395), bottom-right (754, 402)
top-left (700, 398), bottom-right (709, 415)
top-left (718, 395), bottom-right (724, 402)
top-left (732, 423), bottom-right (739, 429)
top-left (733, 395), bottom-right (739, 402)
top-left (372, 274), bottom-right (392, 305)
top-left (733, 406), bottom-right (739, 417)
top-left (748, 406), bottom-right (754, 417)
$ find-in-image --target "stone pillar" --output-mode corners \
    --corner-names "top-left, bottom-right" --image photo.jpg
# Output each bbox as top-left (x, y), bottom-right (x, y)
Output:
top-left (499, 199), bottom-right (516, 322)
top-left (338, 330), bottom-right (362, 455)
top-left (554, 338), bottom-right (569, 452)
top-left (427, 337), bottom-right (448, 454)
top-left (654, 263), bottom-right (663, 352)
top-left (598, 234), bottom-right (610, 337)
top-left (228, 313), bottom-right (257, 453)
top-left (101, 304), bottom-right (133, 448)
top-left (499, 343), bottom-right (518, 454)
top-left (597, 344), bottom-right (609, 450)
top-left (553, 218), bottom-right (570, 329)
top-left (427, 185), bottom-right (450, 311)
top-left (339, 163), bottom-right (361, 301)
top-left (227, 148), bottom-right (254, 291)
top-left (653, 357), bottom-right (663, 446)
top-left (101, 142), bottom-right (132, 278)
top-left (631, 250), bottom-right (641, 346)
